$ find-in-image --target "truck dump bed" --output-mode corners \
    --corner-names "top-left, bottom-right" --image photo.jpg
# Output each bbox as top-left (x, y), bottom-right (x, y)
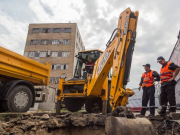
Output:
top-left (0, 46), bottom-right (51, 86)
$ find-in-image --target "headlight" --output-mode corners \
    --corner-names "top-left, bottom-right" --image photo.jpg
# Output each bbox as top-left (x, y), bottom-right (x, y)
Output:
top-left (60, 73), bottom-right (66, 79)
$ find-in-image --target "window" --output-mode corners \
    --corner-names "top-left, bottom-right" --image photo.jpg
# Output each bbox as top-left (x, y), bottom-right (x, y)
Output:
top-left (41, 40), bottom-right (48, 45)
top-left (51, 64), bottom-right (57, 70)
top-left (30, 40), bottom-right (38, 45)
top-left (63, 39), bottom-right (70, 45)
top-left (49, 77), bottom-right (60, 83)
top-left (51, 64), bottom-right (61, 70)
top-left (28, 52), bottom-right (36, 57)
top-left (64, 28), bottom-right (71, 33)
top-left (61, 64), bottom-right (69, 70)
top-left (39, 52), bottom-right (47, 57)
top-left (52, 40), bottom-right (60, 45)
top-left (53, 28), bottom-right (61, 33)
top-left (24, 52), bottom-right (28, 57)
top-left (49, 77), bottom-right (53, 83)
top-left (62, 52), bottom-right (70, 57)
top-left (32, 28), bottom-right (39, 33)
top-left (43, 28), bottom-right (50, 33)
top-left (76, 43), bottom-right (80, 52)
top-left (77, 32), bottom-right (78, 38)
top-left (51, 51), bottom-right (58, 57)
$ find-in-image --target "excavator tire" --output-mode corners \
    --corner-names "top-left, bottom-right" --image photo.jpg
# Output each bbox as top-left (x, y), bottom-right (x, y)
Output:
top-left (85, 98), bottom-right (102, 113)
top-left (64, 98), bottom-right (84, 112)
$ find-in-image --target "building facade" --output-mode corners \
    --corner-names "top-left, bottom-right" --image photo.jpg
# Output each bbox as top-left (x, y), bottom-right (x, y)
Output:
top-left (169, 30), bottom-right (180, 104)
top-left (24, 23), bottom-right (85, 88)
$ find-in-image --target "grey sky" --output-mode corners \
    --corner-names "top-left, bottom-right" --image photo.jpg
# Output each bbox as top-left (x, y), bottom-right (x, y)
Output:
top-left (0, 0), bottom-right (179, 88)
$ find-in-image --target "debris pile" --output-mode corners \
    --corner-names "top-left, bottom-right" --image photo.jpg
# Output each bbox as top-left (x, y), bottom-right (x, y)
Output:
top-left (0, 113), bottom-right (106, 135)
top-left (150, 115), bottom-right (180, 134)
top-left (0, 112), bottom-right (180, 135)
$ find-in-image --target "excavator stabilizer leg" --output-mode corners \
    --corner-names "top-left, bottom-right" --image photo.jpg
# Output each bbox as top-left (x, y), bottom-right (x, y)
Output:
top-left (105, 116), bottom-right (156, 135)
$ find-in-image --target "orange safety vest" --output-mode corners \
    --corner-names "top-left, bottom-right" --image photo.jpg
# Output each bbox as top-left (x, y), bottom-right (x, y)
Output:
top-left (160, 62), bottom-right (175, 84)
top-left (142, 70), bottom-right (154, 87)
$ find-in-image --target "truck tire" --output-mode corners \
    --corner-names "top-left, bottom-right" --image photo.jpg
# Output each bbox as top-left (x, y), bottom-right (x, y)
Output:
top-left (85, 98), bottom-right (102, 113)
top-left (2, 85), bottom-right (33, 112)
top-left (64, 98), bottom-right (84, 112)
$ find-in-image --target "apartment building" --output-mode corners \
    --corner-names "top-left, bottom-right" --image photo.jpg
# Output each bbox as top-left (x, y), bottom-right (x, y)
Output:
top-left (24, 23), bottom-right (85, 88)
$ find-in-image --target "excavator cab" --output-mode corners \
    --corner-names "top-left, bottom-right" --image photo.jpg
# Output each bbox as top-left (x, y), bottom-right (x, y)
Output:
top-left (74, 50), bottom-right (103, 79)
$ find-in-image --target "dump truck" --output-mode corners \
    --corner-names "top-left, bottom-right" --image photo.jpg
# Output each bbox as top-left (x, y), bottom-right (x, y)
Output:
top-left (0, 46), bottom-right (51, 112)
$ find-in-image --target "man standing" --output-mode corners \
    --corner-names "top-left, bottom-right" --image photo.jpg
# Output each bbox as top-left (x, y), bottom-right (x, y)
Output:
top-left (157, 56), bottom-right (180, 114)
top-left (137, 64), bottom-right (160, 117)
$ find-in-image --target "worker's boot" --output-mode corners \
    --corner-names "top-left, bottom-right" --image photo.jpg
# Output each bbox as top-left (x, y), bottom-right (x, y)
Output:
top-left (135, 114), bottom-right (145, 118)
top-left (158, 107), bottom-right (166, 115)
top-left (148, 114), bottom-right (155, 118)
top-left (168, 107), bottom-right (176, 113)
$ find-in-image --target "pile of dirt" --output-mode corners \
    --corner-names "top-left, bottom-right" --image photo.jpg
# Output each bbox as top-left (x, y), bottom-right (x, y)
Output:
top-left (0, 112), bottom-right (180, 135)
top-left (0, 113), bottom-right (107, 135)
top-left (149, 115), bottom-right (180, 134)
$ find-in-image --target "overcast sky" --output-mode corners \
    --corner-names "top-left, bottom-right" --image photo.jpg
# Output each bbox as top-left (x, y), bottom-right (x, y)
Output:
top-left (0, 0), bottom-right (179, 88)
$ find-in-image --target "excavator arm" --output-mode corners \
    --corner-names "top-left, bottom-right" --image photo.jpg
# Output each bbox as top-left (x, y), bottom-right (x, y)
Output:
top-left (87, 8), bottom-right (139, 110)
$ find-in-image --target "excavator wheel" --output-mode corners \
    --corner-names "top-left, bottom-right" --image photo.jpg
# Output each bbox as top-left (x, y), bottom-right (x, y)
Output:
top-left (85, 98), bottom-right (102, 113)
top-left (64, 98), bottom-right (84, 112)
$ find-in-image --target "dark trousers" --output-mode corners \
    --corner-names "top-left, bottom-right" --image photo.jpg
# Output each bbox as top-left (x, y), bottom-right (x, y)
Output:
top-left (141, 85), bottom-right (155, 115)
top-left (160, 84), bottom-right (176, 112)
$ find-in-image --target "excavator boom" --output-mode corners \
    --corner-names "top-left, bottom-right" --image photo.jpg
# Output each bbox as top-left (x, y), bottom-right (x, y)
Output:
top-left (87, 8), bottom-right (139, 110)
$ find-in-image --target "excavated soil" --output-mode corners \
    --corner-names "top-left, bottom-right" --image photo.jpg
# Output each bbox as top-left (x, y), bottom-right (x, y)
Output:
top-left (0, 112), bottom-right (106, 135)
top-left (0, 112), bottom-right (180, 135)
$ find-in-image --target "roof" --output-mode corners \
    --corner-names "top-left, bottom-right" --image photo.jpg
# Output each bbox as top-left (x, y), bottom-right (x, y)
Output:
top-left (79, 49), bottom-right (103, 53)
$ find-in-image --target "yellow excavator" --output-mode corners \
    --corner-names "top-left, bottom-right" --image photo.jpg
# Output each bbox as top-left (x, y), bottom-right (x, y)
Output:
top-left (56, 7), bottom-right (138, 114)
top-left (56, 8), bottom-right (155, 134)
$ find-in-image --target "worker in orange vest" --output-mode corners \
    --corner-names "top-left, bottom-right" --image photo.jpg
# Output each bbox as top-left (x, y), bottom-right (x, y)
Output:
top-left (137, 64), bottom-right (160, 117)
top-left (157, 56), bottom-right (180, 114)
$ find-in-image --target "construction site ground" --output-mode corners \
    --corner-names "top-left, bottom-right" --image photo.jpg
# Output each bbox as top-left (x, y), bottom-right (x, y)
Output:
top-left (0, 108), bottom-right (180, 135)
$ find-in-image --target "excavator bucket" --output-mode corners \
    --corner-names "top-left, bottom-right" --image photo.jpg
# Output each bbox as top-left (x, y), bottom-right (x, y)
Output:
top-left (105, 116), bottom-right (156, 135)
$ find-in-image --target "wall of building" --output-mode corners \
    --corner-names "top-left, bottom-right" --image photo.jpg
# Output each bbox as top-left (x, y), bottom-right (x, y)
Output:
top-left (73, 26), bottom-right (85, 75)
top-left (169, 30), bottom-right (180, 104)
top-left (24, 23), bottom-right (85, 88)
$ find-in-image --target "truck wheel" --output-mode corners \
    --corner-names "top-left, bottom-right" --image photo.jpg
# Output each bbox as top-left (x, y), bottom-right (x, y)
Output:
top-left (2, 85), bottom-right (33, 112)
top-left (64, 98), bottom-right (84, 112)
top-left (85, 98), bottom-right (102, 113)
